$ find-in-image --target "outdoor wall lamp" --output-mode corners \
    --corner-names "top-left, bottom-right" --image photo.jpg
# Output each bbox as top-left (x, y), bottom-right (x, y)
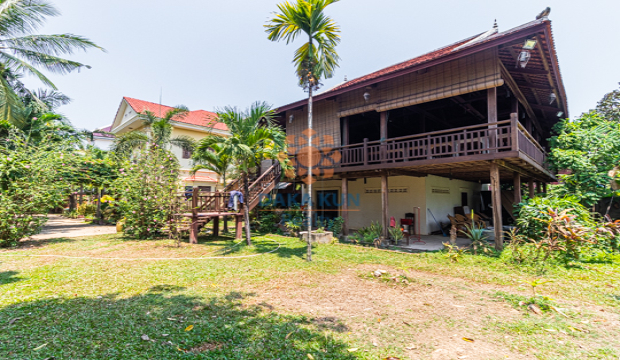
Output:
top-left (522, 39), bottom-right (537, 50)
top-left (549, 93), bottom-right (557, 105)
top-left (518, 50), bottom-right (531, 68)
top-left (363, 92), bottom-right (371, 102)
top-left (289, 115), bottom-right (294, 123)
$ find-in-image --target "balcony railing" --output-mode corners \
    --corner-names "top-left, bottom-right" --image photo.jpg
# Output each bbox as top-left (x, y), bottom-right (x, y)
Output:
top-left (293, 119), bottom-right (546, 170)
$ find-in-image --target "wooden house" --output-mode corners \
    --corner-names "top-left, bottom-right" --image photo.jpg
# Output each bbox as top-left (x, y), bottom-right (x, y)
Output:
top-left (274, 17), bottom-right (567, 246)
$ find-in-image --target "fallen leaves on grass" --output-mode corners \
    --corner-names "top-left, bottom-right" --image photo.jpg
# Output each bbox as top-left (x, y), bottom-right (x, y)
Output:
top-left (8, 317), bottom-right (22, 325)
top-left (33, 343), bottom-right (48, 351)
top-left (462, 337), bottom-right (474, 342)
top-left (184, 325), bottom-right (194, 332)
top-left (141, 335), bottom-right (151, 341)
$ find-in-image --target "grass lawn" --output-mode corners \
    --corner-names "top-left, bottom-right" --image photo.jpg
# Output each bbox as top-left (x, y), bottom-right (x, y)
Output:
top-left (1, 232), bottom-right (619, 359)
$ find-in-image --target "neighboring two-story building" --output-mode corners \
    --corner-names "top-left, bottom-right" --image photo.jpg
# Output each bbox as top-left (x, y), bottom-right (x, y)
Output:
top-left (108, 97), bottom-right (230, 191)
top-left (275, 16), bottom-right (567, 245)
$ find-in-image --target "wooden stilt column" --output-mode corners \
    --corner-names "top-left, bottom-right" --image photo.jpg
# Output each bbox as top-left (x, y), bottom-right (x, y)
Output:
top-left (513, 172), bottom-right (522, 204)
top-left (380, 111), bottom-right (388, 163)
top-left (342, 177), bottom-right (349, 236)
top-left (190, 189), bottom-right (199, 244)
top-left (235, 215), bottom-right (243, 240)
top-left (381, 173), bottom-right (389, 239)
top-left (543, 182), bottom-right (548, 194)
top-left (528, 180), bottom-right (535, 198)
top-left (490, 163), bottom-right (503, 250)
top-left (213, 217), bottom-right (219, 237)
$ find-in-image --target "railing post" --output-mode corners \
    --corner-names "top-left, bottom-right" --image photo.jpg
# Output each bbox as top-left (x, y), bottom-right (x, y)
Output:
top-left (426, 135), bottom-right (432, 159)
top-left (191, 187), bottom-right (198, 215)
top-left (215, 192), bottom-right (220, 212)
top-left (510, 113), bottom-right (519, 152)
top-left (363, 138), bottom-right (368, 166)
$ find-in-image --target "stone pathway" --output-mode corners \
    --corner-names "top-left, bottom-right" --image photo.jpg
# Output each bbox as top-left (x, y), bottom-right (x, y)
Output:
top-left (28, 215), bottom-right (117, 240)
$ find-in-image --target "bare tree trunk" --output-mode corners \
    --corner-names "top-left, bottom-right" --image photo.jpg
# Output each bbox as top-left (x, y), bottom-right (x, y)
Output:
top-left (306, 85), bottom-right (313, 261)
top-left (79, 184), bottom-right (83, 206)
top-left (96, 188), bottom-right (102, 224)
top-left (243, 173), bottom-right (252, 246)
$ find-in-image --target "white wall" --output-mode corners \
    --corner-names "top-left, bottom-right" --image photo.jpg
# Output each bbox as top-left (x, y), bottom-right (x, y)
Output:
top-left (307, 174), bottom-right (481, 235)
top-left (424, 175), bottom-right (481, 234)
top-left (311, 176), bottom-right (428, 234)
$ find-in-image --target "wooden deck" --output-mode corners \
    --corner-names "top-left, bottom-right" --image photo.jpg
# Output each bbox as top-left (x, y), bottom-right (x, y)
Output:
top-left (293, 118), bottom-right (553, 182)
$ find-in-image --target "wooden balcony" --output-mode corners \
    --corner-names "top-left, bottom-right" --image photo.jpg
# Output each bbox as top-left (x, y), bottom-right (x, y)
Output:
top-left (293, 119), bottom-right (552, 181)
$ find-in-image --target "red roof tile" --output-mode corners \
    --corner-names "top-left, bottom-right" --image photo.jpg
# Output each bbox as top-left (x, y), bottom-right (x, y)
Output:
top-left (278, 19), bottom-right (551, 112)
top-left (184, 174), bottom-right (219, 183)
top-left (123, 97), bottom-right (228, 131)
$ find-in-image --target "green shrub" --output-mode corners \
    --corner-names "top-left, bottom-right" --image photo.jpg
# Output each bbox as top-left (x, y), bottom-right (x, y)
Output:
top-left (112, 147), bottom-right (180, 239)
top-left (77, 202), bottom-right (96, 217)
top-left (0, 133), bottom-right (69, 247)
top-left (516, 196), bottom-right (594, 240)
top-left (254, 207), bottom-right (281, 234)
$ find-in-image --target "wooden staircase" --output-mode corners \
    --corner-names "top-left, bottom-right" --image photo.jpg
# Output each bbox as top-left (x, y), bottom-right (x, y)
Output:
top-left (177, 162), bottom-right (282, 243)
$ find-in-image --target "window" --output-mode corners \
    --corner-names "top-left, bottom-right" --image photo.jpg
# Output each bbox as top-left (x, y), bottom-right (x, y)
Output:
top-left (182, 148), bottom-right (192, 159)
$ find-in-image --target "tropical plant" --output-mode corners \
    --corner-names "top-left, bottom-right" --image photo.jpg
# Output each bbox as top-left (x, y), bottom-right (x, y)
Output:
top-left (200, 102), bottom-right (290, 246)
top-left (111, 106), bottom-right (195, 159)
top-left (388, 226), bottom-right (403, 242)
top-left (0, 130), bottom-right (69, 247)
top-left (459, 210), bottom-right (490, 255)
top-left (516, 196), bottom-right (594, 241)
top-left (0, 0), bottom-right (104, 123)
top-left (266, 0), bottom-right (341, 261)
top-left (548, 111), bottom-right (620, 206)
top-left (111, 147), bottom-right (180, 239)
top-left (596, 84), bottom-right (620, 122)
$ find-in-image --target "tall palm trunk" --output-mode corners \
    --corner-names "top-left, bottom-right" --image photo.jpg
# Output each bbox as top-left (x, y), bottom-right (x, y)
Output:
top-left (243, 173), bottom-right (252, 246)
top-left (306, 85), bottom-right (313, 261)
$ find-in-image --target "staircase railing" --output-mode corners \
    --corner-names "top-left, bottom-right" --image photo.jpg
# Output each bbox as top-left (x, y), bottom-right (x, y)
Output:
top-left (177, 162), bottom-right (282, 215)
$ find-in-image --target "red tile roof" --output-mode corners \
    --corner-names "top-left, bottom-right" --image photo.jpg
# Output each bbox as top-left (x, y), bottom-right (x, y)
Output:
top-left (184, 174), bottom-right (219, 183)
top-left (124, 97), bottom-right (228, 131)
top-left (278, 18), bottom-right (552, 112)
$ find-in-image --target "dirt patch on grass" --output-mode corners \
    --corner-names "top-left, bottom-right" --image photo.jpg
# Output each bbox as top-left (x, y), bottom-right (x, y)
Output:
top-left (243, 264), bottom-right (530, 359)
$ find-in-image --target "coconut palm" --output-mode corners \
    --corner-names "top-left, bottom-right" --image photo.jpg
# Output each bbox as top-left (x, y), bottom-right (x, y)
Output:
top-left (191, 142), bottom-right (236, 232)
top-left (265, 0), bottom-right (341, 261)
top-left (0, 0), bottom-right (104, 122)
top-left (112, 106), bottom-right (196, 159)
top-left (202, 102), bottom-right (288, 246)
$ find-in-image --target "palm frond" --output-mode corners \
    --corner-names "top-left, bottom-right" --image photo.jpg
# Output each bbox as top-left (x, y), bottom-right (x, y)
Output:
top-left (1, 33), bottom-right (105, 55)
top-left (0, 0), bottom-right (58, 36)
top-left (111, 131), bottom-right (148, 158)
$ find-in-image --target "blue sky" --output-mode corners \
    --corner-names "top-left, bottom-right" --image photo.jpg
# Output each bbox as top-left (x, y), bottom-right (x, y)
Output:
top-left (21, 0), bottom-right (620, 130)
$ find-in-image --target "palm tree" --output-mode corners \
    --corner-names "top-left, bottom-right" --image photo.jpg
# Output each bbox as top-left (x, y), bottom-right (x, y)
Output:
top-left (0, 0), bottom-right (104, 122)
top-left (202, 102), bottom-right (288, 246)
top-left (265, 0), bottom-right (341, 261)
top-left (112, 106), bottom-right (196, 158)
top-left (191, 142), bottom-right (236, 232)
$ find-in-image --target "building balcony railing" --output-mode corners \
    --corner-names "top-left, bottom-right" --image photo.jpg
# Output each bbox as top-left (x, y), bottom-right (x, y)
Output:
top-left (293, 119), bottom-right (546, 171)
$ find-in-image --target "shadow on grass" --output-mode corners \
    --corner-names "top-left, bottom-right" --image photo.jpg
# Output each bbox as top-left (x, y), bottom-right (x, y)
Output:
top-left (17, 237), bottom-right (78, 249)
top-left (0, 288), bottom-right (354, 359)
top-left (0, 270), bottom-right (23, 286)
